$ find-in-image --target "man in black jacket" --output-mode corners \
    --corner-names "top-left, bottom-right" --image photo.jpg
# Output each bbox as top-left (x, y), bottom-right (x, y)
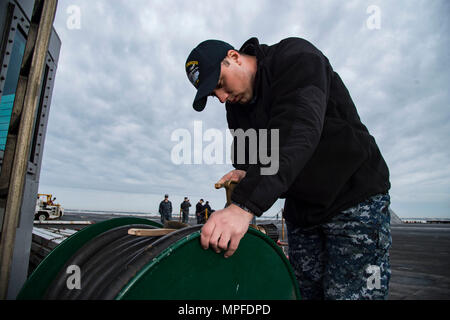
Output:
top-left (158, 194), bottom-right (172, 224)
top-left (195, 199), bottom-right (205, 224)
top-left (180, 197), bottom-right (192, 223)
top-left (185, 38), bottom-right (391, 299)
top-left (204, 201), bottom-right (214, 222)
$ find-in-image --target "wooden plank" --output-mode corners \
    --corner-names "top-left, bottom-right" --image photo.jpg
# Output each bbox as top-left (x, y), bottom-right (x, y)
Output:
top-left (32, 227), bottom-right (67, 244)
top-left (0, 0), bottom-right (58, 298)
top-left (128, 228), bottom-right (176, 237)
top-left (33, 220), bottom-right (93, 225)
top-left (42, 228), bottom-right (74, 238)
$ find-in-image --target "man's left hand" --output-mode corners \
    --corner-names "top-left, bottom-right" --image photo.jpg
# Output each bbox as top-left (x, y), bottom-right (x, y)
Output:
top-left (200, 204), bottom-right (254, 258)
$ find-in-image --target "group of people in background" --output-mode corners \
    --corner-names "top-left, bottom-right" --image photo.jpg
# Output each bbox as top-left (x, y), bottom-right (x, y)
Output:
top-left (195, 199), bottom-right (213, 224)
top-left (158, 194), bottom-right (214, 225)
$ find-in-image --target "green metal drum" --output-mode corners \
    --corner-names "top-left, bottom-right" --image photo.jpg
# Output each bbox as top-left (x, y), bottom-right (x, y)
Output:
top-left (118, 227), bottom-right (300, 300)
top-left (18, 217), bottom-right (162, 299)
top-left (18, 218), bottom-right (300, 300)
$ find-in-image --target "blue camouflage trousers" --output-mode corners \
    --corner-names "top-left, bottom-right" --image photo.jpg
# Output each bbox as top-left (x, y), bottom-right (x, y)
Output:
top-left (286, 193), bottom-right (392, 300)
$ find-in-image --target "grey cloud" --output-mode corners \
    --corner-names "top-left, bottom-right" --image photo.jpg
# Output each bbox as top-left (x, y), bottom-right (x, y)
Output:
top-left (39, 0), bottom-right (449, 218)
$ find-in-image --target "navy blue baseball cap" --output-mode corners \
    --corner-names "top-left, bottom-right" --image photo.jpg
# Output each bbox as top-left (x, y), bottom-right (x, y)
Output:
top-left (185, 40), bottom-right (234, 111)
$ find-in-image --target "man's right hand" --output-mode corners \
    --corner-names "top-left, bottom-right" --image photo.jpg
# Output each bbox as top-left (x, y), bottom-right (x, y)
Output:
top-left (216, 169), bottom-right (246, 185)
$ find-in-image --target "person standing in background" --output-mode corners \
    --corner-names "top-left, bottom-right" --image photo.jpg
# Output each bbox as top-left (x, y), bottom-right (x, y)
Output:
top-left (180, 197), bottom-right (192, 224)
top-left (196, 199), bottom-right (205, 224)
top-left (159, 194), bottom-right (172, 224)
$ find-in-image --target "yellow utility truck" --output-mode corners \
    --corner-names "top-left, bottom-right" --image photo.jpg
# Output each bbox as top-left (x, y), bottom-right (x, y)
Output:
top-left (34, 194), bottom-right (64, 221)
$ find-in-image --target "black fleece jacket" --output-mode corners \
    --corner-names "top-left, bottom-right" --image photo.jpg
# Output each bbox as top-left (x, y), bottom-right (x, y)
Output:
top-left (226, 37), bottom-right (390, 227)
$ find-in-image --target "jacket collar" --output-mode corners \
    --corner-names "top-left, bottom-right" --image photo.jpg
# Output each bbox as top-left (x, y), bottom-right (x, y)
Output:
top-left (239, 37), bottom-right (264, 60)
top-left (238, 37), bottom-right (265, 105)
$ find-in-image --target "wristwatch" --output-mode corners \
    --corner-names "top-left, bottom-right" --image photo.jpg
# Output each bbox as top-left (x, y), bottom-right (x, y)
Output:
top-left (231, 200), bottom-right (254, 215)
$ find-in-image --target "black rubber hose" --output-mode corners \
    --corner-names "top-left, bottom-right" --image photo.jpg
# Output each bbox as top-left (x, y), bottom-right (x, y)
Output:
top-left (44, 224), bottom-right (202, 300)
top-left (97, 225), bottom-right (203, 300)
top-left (88, 235), bottom-right (162, 299)
top-left (73, 235), bottom-right (160, 299)
top-left (66, 235), bottom-right (147, 300)
top-left (59, 226), bottom-right (157, 300)
top-left (44, 224), bottom-right (156, 299)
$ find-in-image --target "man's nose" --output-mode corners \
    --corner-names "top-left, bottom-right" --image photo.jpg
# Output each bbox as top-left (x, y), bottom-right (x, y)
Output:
top-left (214, 89), bottom-right (228, 103)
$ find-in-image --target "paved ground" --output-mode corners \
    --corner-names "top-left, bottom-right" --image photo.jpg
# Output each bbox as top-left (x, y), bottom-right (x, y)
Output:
top-left (61, 212), bottom-right (450, 300)
top-left (389, 224), bottom-right (450, 300)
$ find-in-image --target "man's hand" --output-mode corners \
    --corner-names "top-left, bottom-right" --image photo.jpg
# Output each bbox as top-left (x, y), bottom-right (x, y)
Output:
top-left (216, 169), bottom-right (246, 185)
top-left (200, 204), bottom-right (254, 258)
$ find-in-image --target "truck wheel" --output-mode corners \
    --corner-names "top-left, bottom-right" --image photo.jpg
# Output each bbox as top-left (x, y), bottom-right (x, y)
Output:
top-left (38, 213), bottom-right (47, 222)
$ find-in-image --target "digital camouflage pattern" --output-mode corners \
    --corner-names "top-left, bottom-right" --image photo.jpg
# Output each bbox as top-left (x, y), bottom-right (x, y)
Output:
top-left (286, 193), bottom-right (391, 300)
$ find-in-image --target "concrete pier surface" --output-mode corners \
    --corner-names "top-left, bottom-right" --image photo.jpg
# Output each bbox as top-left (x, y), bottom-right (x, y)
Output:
top-left (389, 224), bottom-right (450, 300)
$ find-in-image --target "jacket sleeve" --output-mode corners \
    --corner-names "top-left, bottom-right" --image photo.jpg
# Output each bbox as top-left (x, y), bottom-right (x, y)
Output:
top-left (230, 46), bottom-right (332, 216)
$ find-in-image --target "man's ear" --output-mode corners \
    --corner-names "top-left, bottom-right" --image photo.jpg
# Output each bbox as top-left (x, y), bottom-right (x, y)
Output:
top-left (227, 50), bottom-right (241, 64)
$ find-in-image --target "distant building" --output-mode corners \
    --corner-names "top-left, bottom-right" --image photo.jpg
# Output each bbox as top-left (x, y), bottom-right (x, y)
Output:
top-left (403, 219), bottom-right (427, 224)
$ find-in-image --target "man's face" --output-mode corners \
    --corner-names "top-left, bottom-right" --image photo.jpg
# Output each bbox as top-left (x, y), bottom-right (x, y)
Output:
top-left (210, 51), bottom-right (254, 104)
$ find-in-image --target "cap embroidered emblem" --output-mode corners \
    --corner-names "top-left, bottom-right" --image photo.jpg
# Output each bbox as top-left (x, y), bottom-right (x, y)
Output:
top-left (186, 60), bottom-right (200, 88)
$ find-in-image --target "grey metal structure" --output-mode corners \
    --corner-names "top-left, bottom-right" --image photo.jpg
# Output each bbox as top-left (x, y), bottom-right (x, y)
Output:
top-left (0, 0), bottom-right (60, 299)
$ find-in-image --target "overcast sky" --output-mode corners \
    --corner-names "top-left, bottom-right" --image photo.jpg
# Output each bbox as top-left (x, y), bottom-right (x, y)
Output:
top-left (38, 0), bottom-right (450, 219)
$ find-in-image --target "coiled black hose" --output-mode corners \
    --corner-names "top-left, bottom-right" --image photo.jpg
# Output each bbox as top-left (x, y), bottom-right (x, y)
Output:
top-left (44, 224), bottom-right (156, 299)
top-left (97, 225), bottom-right (202, 300)
top-left (44, 224), bottom-right (202, 300)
